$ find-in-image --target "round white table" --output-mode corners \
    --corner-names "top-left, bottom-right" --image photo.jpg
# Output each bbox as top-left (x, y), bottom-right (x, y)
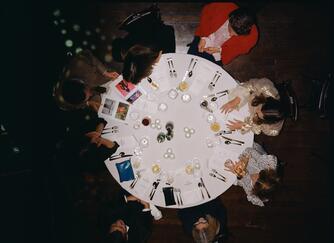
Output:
top-left (98, 53), bottom-right (253, 208)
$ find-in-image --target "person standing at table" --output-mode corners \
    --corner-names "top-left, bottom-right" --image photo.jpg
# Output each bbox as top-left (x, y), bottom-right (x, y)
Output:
top-left (99, 190), bottom-right (154, 243)
top-left (53, 49), bottom-right (120, 111)
top-left (111, 4), bottom-right (175, 85)
top-left (177, 198), bottom-right (228, 243)
top-left (224, 142), bottom-right (281, 207)
top-left (188, 2), bottom-right (258, 66)
top-left (221, 78), bottom-right (288, 136)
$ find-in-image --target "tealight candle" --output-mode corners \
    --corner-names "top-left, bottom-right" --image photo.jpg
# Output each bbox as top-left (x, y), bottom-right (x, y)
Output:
top-left (185, 164), bottom-right (194, 175)
top-left (152, 164), bottom-right (161, 174)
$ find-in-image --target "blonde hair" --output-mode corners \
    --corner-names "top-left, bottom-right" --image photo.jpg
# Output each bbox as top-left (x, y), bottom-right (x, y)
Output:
top-left (192, 215), bottom-right (220, 243)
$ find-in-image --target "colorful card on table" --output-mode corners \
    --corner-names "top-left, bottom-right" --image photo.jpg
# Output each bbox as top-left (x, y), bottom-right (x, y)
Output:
top-left (115, 79), bottom-right (136, 97)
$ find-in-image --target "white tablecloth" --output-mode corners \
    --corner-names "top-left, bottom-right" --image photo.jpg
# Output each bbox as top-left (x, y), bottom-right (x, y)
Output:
top-left (99, 53), bottom-right (253, 208)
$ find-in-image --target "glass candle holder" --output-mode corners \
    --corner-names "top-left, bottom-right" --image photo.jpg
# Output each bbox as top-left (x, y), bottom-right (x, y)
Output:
top-left (185, 163), bottom-right (194, 175)
top-left (152, 163), bottom-right (161, 174)
top-left (210, 122), bottom-right (221, 132)
top-left (142, 116), bottom-right (151, 126)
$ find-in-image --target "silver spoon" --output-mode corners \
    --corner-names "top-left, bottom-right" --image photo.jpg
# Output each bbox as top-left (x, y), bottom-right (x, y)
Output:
top-left (188, 61), bottom-right (197, 77)
top-left (198, 182), bottom-right (205, 199)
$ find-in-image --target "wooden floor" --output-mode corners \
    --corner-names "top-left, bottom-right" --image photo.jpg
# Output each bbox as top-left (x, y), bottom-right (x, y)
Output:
top-left (3, 2), bottom-right (332, 243)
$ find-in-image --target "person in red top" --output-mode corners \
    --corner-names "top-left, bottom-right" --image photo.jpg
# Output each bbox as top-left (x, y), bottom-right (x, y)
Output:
top-left (188, 2), bottom-right (258, 65)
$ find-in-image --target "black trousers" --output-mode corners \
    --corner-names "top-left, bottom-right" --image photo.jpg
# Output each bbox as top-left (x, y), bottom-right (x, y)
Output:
top-left (187, 36), bottom-right (222, 66)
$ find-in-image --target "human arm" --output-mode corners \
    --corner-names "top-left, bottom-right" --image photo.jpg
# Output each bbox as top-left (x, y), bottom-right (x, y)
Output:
top-left (220, 96), bottom-right (241, 114)
top-left (195, 3), bottom-right (238, 37)
top-left (224, 156), bottom-right (249, 179)
top-left (103, 71), bottom-right (120, 81)
top-left (220, 25), bottom-right (258, 65)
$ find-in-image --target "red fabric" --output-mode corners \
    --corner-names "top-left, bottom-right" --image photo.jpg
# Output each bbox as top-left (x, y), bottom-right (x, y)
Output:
top-left (195, 2), bottom-right (258, 65)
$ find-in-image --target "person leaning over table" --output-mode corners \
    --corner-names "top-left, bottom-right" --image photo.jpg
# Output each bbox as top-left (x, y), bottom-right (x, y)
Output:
top-left (177, 198), bottom-right (228, 243)
top-left (224, 142), bottom-right (281, 207)
top-left (53, 49), bottom-right (120, 112)
top-left (99, 189), bottom-right (154, 243)
top-left (220, 78), bottom-right (288, 136)
top-left (111, 4), bottom-right (175, 85)
top-left (64, 109), bottom-right (119, 173)
top-left (121, 44), bottom-right (164, 85)
top-left (187, 2), bottom-right (258, 66)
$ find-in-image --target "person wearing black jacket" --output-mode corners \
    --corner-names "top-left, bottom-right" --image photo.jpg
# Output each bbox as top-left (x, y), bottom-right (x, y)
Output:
top-left (178, 198), bottom-right (228, 243)
top-left (99, 190), bottom-right (153, 243)
top-left (111, 4), bottom-right (176, 85)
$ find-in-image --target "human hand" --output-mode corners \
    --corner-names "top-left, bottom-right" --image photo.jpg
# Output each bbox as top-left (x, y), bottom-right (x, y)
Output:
top-left (104, 71), bottom-right (120, 80)
top-left (198, 38), bottom-right (206, 53)
top-left (204, 47), bottom-right (220, 54)
top-left (224, 159), bottom-right (238, 173)
top-left (85, 131), bottom-right (101, 143)
top-left (220, 97), bottom-right (241, 114)
top-left (226, 119), bottom-right (245, 131)
top-left (126, 195), bottom-right (140, 202)
top-left (224, 159), bottom-right (247, 178)
top-left (87, 100), bottom-right (101, 112)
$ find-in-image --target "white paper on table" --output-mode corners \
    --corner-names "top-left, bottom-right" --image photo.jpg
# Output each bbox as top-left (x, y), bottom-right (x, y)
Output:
top-left (182, 188), bottom-right (203, 205)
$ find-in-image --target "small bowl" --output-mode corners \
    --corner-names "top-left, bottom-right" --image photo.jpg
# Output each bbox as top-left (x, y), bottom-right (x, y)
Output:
top-left (168, 89), bottom-right (178, 99)
top-left (158, 103), bottom-right (168, 112)
top-left (181, 94), bottom-right (191, 103)
top-left (206, 114), bottom-right (216, 123)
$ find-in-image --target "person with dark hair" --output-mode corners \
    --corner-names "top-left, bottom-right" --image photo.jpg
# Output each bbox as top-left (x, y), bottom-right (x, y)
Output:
top-left (53, 49), bottom-right (119, 111)
top-left (221, 78), bottom-right (288, 136)
top-left (188, 2), bottom-right (258, 65)
top-left (224, 142), bottom-right (281, 207)
top-left (178, 198), bottom-right (228, 243)
top-left (100, 190), bottom-right (154, 243)
top-left (111, 4), bottom-right (175, 84)
top-left (122, 44), bottom-right (162, 85)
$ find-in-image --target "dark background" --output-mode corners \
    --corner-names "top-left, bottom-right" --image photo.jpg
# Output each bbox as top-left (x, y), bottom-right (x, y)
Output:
top-left (1, 1), bottom-right (333, 243)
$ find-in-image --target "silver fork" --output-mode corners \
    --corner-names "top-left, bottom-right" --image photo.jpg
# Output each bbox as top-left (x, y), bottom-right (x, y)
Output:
top-left (130, 172), bottom-right (141, 189)
top-left (188, 60), bottom-right (197, 78)
top-left (174, 188), bottom-right (180, 205)
top-left (175, 188), bottom-right (183, 205)
top-left (170, 59), bottom-right (177, 77)
top-left (167, 60), bottom-right (173, 77)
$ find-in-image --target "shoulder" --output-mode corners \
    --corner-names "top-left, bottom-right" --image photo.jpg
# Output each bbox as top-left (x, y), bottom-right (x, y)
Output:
top-left (202, 2), bottom-right (238, 14)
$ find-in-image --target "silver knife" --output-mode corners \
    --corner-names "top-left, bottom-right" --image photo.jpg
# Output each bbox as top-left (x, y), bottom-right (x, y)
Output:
top-left (200, 177), bottom-right (211, 198)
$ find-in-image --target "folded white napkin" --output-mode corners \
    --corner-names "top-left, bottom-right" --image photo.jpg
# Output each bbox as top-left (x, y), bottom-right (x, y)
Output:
top-left (182, 188), bottom-right (203, 205)
top-left (133, 177), bottom-right (151, 195)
